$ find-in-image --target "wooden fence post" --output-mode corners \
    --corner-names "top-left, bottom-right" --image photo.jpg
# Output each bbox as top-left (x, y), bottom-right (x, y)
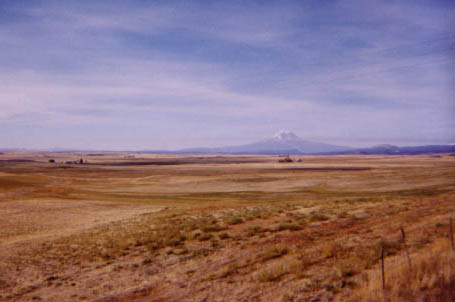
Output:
top-left (381, 246), bottom-right (385, 291)
top-left (450, 217), bottom-right (454, 251)
top-left (400, 227), bottom-right (412, 270)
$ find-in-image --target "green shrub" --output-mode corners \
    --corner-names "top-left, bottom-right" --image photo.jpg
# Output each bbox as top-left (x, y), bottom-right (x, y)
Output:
top-left (219, 232), bottom-right (230, 240)
top-left (198, 234), bottom-right (213, 241)
top-left (202, 225), bottom-right (225, 233)
top-left (310, 212), bottom-right (330, 222)
top-left (275, 223), bottom-right (302, 232)
top-left (224, 217), bottom-right (244, 225)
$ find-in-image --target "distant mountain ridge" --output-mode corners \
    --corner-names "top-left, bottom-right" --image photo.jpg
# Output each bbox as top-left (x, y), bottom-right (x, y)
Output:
top-left (177, 131), bottom-right (352, 154)
top-left (173, 132), bottom-right (454, 155)
top-left (329, 144), bottom-right (455, 155)
top-left (1, 132), bottom-right (453, 155)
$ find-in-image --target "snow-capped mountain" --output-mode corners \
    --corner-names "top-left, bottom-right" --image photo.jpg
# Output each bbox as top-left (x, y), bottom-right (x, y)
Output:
top-left (178, 131), bottom-right (352, 154)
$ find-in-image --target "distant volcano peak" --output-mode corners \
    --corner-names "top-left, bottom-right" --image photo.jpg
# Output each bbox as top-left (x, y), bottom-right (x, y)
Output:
top-left (273, 131), bottom-right (299, 140)
top-left (177, 131), bottom-right (352, 154)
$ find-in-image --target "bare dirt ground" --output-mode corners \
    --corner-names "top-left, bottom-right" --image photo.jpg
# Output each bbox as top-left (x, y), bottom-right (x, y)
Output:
top-left (0, 151), bottom-right (453, 301)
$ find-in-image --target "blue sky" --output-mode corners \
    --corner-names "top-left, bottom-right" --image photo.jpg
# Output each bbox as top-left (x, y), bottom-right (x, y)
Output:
top-left (0, 0), bottom-right (454, 150)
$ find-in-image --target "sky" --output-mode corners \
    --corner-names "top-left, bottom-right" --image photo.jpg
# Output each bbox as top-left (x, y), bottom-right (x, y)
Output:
top-left (0, 0), bottom-right (454, 150)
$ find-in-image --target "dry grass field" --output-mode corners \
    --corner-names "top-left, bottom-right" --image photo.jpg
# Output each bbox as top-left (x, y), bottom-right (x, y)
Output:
top-left (0, 151), bottom-right (454, 302)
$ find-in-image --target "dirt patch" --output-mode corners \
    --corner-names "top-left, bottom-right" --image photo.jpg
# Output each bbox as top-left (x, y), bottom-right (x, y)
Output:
top-left (86, 156), bottom-right (267, 166)
top-left (273, 167), bottom-right (373, 171)
top-left (0, 159), bottom-right (37, 163)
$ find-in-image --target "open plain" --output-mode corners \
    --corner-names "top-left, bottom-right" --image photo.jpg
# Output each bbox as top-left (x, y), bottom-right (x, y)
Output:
top-left (0, 151), bottom-right (454, 301)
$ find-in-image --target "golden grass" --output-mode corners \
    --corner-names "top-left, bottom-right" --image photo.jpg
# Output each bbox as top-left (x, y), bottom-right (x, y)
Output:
top-left (256, 260), bottom-right (291, 282)
top-left (0, 152), bottom-right (454, 301)
top-left (342, 240), bottom-right (455, 302)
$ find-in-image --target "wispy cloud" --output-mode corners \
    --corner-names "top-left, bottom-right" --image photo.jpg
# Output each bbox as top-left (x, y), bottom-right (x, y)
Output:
top-left (0, 0), bottom-right (453, 149)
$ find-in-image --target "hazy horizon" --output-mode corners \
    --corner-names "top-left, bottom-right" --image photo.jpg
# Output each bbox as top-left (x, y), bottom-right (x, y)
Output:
top-left (1, 0), bottom-right (454, 150)
top-left (1, 129), bottom-right (454, 152)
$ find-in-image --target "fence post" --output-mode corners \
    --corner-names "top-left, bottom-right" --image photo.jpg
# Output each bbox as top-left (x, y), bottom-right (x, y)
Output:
top-left (400, 227), bottom-right (412, 270)
top-left (381, 246), bottom-right (385, 291)
top-left (450, 217), bottom-right (454, 251)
